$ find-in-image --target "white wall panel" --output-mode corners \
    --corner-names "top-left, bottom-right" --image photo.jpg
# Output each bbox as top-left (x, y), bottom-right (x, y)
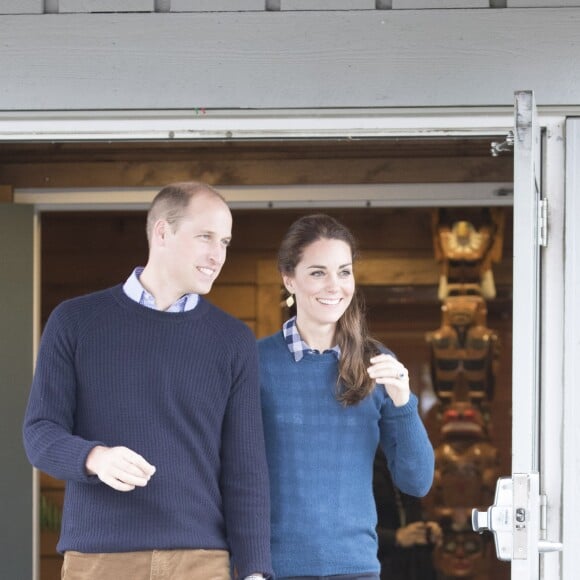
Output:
top-left (59, 0), bottom-right (154, 11)
top-left (508, 0), bottom-right (580, 5)
top-left (1, 9), bottom-right (580, 109)
top-left (170, 0), bottom-right (265, 10)
top-left (393, 0), bottom-right (489, 7)
top-left (563, 116), bottom-right (580, 580)
top-left (0, 0), bottom-right (42, 13)
top-left (281, 0), bottom-right (375, 9)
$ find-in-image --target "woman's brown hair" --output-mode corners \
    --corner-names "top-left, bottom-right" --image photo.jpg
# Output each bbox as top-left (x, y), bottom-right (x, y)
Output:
top-left (278, 214), bottom-right (382, 406)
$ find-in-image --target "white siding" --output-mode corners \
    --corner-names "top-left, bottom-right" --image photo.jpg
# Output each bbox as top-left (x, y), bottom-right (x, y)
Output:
top-left (393, 0), bottom-right (489, 7)
top-left (59, 0), bottom-right (154, 11)
top-left (507, 0), bottom-right (580, 5)
top-left (170, 0), bottom-right (265, 11)
top-left (6, 1), bottom-right (580, 13)
top-left (280, 0), bottom-right (375, 9)
top-left (0, 0), bottom-right (42, 13)
top-left (1, 9), bottom-right (580, 109)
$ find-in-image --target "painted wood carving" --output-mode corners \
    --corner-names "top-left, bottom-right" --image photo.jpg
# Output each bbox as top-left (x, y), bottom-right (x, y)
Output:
top-left (427, 208), bottom-right (505, 579)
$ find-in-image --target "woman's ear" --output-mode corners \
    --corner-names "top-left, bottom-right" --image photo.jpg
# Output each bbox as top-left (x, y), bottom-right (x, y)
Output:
top-left (282, 275), bottom-right (294, 294)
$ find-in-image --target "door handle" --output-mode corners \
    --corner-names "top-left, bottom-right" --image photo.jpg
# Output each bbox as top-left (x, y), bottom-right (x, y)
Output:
top-left (472, 476), bottom-right (514, 561)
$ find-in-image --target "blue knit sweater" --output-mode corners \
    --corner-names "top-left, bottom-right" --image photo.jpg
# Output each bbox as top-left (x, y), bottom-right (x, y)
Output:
top-left (23, 285), bottom-right (273, 579)
top-left (258, 331), bottom-right (434, 578)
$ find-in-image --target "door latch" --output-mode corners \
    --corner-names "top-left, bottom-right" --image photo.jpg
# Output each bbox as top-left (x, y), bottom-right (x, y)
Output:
top-left (472, 473), bottom-right (562, 562)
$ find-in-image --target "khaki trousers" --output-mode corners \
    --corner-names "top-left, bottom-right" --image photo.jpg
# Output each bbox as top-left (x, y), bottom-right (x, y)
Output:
top-left (62, 549), bottom-right (230, 580)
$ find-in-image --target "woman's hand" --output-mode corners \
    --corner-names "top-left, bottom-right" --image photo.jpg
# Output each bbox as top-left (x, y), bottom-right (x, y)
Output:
top-left (367, 353), bottom-right (410, 407)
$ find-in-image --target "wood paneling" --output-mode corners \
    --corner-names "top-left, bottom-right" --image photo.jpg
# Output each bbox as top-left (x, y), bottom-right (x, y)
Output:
top-left (0, 184), bottom-right (12, 202)
top-left (40, 556), bottom-right (63, 580)
top-left (0, 139), bottom-right (512, 189)
top-left (207, 285), bottom-right (256, 319)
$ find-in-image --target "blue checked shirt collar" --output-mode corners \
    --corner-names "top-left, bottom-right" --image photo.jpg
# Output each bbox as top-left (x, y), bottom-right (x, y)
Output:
top-left (123, 267), bottom-right (199, 312)
top-left (283, 316), bottom-right (341, 362)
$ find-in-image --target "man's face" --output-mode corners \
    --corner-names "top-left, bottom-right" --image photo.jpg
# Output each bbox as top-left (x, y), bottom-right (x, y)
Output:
top-left (162, 193), bottom-right (232, 296)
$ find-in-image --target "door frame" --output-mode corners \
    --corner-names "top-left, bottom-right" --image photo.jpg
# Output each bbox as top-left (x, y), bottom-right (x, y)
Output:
top-left (562, 118), bottom-right (580, 580)
top-left (3, 106), bottom-right (568, 579)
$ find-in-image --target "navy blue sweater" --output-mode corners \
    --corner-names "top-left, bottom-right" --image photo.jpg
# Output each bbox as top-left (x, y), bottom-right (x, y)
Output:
top-left (258, 331), bottom-right (434, 578)
top-left (23, 285), bottom-right (272, 579)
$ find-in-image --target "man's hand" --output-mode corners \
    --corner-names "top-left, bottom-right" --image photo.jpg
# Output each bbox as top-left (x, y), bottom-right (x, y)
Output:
top-left (86, 445), bottom-right (156, 492)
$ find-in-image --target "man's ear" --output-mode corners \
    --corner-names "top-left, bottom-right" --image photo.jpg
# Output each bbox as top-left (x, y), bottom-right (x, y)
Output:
top-left (152, 219), bottom-right (168, 245)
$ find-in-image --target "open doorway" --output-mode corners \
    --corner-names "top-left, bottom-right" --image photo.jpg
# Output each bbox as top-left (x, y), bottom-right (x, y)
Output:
top-left (10, 135), bottom-right (513, 580)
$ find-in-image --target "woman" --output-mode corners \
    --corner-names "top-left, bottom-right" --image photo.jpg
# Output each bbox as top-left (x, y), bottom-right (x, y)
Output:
top-left (258, 214), bottom-right (434, 580)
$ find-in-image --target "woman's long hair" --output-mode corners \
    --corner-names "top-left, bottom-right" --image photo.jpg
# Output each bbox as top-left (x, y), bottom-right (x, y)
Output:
top-left (278, 214), bottom-right (382, 405)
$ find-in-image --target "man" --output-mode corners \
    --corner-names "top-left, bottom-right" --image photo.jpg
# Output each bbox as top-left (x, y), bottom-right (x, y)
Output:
top-left (23, 182), bottom-right (272, 580)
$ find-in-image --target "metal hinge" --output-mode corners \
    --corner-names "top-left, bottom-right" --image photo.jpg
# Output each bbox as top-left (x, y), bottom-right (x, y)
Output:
top-left (491, 131), bottom-right (514, 157)
top-left (538, 199), bottom-right (548, 247)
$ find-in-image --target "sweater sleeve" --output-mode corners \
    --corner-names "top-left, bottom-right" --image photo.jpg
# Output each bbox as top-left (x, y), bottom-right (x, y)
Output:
top-left (22, 304), bottom-right (103, 483)
top-left (220, 325), bottom-right (273, 579)
top-left (378, 393), bottom-right (434, 497)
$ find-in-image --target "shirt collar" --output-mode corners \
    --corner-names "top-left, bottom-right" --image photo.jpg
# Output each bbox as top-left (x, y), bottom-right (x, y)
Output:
top-left (122, 267), bottom-right (199, 313)
top-left (283, 316), bottom-right (341, 362)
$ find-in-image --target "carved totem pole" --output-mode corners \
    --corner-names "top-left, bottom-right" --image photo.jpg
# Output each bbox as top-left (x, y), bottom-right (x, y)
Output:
top-left (426, 208), bottom-right (505, 579)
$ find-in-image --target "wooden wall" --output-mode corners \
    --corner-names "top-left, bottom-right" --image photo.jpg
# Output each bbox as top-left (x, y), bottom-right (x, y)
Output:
top-left (0, 138), bottom-right (511, 190)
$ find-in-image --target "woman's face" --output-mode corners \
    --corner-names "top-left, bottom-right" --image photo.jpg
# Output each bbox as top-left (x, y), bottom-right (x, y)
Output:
top-left (283, 238), bottom-right (355, 328)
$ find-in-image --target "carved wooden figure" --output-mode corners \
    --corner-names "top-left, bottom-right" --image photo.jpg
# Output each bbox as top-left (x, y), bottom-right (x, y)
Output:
top-left (433, 528), bottom-right (490, 579)
top-left (432, 403), bottom-right (500, 513)
top-left (427, 296), bottom-right (499, 403)
top-left (432, 209), bottom-right (505, 300)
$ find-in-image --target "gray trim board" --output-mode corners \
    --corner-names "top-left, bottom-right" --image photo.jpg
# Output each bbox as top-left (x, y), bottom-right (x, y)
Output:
top-left (1, 9), bottom-right (580, 109)
top-left (0, 204), bottom-right (34, 579)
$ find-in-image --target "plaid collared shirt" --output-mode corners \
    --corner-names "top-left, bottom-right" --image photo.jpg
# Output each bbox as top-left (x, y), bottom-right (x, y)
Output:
top-left (282, 316), bottom-right (341, 362)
